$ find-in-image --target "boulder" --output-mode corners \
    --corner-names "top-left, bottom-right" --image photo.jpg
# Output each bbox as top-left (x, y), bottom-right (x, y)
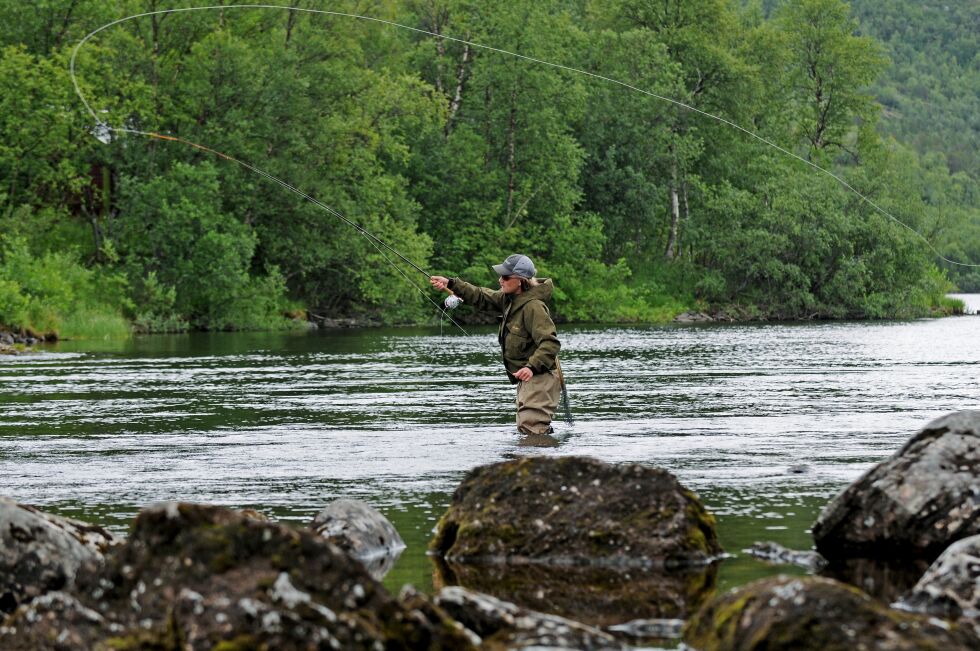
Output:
top-left (673, 311), bottom-right (714, 323)
top-left (433, 556), bottom-right (716, 627)
top-left (430, 456), bottom-right (721, 567)
top-left (821, 556), bottom-right (929, 603)
top-left (683, 575), bottom-right (979, 651)
top-left (744, 541), bottom-right (827, 571)
top-left (311, 499), bottom-right (405, 579)
top-left (813, 410), bottom-right (980, 560)
top-left (0, 498), bottom-right (117, 613)
top-left (896, 534), bottom-right (980, 628)
top-left (435, 586), bottom-right (625, 650)
top-left (0, 502), bottom-right (473, 650)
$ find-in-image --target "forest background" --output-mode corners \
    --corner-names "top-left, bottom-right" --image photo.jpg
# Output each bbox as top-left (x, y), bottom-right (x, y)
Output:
top-left (0, 0), bottom-right (977, 337)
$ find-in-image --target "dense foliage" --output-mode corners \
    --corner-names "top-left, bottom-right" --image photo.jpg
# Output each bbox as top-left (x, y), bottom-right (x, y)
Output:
top-left (0, 0), bottom-right (975, 337)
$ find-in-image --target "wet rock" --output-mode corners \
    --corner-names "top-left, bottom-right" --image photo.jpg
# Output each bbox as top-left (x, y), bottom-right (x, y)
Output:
top-left (312, 498), bottom-right (405, 559)
top-left (433, 556), bottom-right (716, 627)
top-left (0, 502), bottom-right (474, 650)
top-left (673, 311), bottom-right (714, 323)
top-left (430, 456), bottom-right (721, 567)
top-left (745, 541), bottom-right (827, 571)
top-left (435, 586), bottom-right (625, 650)
top-left (896, 534), bottom-right (980, 629)
top-left (786, 464), bottom-right (811, 474)
top-left (683, 575), bottom-right (980, 650)
top-left (813, 410), bottom-right (980, 560)
top-left (605, 617), bottom-right (684, 641)
top-left (0, 332), bottom-right (13, 345)
top-left (0, 498), bottom-right (117, 613)
top-left (821, 556), bottom-right (929, 604)
top-left (311, 499), bottom-right (406, 580)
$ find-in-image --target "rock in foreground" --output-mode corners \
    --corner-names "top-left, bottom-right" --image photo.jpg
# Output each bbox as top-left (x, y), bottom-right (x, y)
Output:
top-left (897, 534), bottom-right (980, 629)
top-left (0, 502), bottom-right (473, 650)
top-left (683, 575), bottom-right (979, 651)
top-left (813, 410), bottom-right (980, 560)
top-left (430, 456), bottom-right (721, 567)
top-left (0, 497), bottom-right (116, 613)
top-left (435, 586), bottom-right (625, 650)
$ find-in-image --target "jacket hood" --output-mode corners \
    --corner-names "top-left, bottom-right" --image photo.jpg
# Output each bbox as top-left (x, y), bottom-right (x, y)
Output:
top-left (510, 278), bottom-right (553, 310)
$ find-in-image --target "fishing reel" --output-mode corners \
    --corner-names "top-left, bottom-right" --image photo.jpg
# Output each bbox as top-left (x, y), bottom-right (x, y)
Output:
top-left (444, 295), bottom-right (463, 310)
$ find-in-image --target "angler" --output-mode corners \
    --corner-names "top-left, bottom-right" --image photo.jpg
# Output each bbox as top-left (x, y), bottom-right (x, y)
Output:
top-left (430, 254), bottom-right (562, 435)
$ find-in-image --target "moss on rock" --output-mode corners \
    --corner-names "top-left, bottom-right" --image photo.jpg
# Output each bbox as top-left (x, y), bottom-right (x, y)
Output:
top-left (683, 575), bottom-right (980, 650)
top-left (430, 456), bottom-right (722, 567)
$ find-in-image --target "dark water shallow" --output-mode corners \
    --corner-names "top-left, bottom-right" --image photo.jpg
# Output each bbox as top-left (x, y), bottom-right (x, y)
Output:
top-left (1, 297), bottom-right (978, 632)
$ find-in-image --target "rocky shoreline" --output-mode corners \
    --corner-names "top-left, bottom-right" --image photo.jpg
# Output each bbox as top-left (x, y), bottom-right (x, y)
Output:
top-left (2, 411), bottom-right (979, 649)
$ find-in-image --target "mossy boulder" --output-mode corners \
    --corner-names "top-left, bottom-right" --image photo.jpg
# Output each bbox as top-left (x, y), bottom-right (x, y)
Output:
top-left (813, 410), bottom-right (980, 561)
top-left (0, 497), bottom-right (117, 613)
top-left (430, 456), bottom-right (721, 567)
top-left (0, 502), bottom-right (474, 650)
top-left (433, 556), bottom-right (716, 627)
top-left (683, 575), bottom-right (979, 650)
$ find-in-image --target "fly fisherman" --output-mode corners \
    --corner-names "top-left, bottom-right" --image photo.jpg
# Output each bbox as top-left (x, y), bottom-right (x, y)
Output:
top-left (430, 254), bottom-right (562, 435)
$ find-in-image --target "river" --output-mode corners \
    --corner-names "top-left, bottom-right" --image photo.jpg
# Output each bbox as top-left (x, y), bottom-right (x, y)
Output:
top-left (1, 296), bottom-right (977, 616)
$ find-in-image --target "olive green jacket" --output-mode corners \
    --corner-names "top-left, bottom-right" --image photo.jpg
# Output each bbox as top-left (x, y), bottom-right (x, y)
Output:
top-left (449, 277), bottom-right (561, 383)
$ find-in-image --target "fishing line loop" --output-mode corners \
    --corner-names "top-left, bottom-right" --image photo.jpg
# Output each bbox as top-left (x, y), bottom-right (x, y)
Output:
top-left (69, 2), bottom-right (980, 279)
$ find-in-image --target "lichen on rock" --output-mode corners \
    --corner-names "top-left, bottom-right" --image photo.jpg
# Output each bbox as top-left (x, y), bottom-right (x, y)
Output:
top-left (813, 410), bottom-right (980, 561)
top-left (683, 575), bottom-right (980, 651)
top-left (0, 497), bottom-right (117, 614)
top-left (0, 501), bottom-right (473, 650)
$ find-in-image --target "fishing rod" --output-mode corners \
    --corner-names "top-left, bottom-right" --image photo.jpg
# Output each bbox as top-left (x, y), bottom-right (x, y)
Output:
top-left (70, 4), bottom-right (980, 270)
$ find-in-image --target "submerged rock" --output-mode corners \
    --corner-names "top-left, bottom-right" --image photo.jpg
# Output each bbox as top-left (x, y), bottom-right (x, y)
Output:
top-left (813, 410), bottom-right (980, 560)
top-left (435, 586), bottom-right (625, 650)
top-left (896, 534), bottom-right (980, 630)
top-left (0, 497), bottom-right (116, 613)
top-left (0, 502), bottom-right (473, 650)
top-left (745, 541), bottom-right (827, 572)
top-left (433, 556), bottom-right (716, 627)
top-left (430, 456), bottom-right (721, 567)
top-left (683, 575), bottom-right (980, 650)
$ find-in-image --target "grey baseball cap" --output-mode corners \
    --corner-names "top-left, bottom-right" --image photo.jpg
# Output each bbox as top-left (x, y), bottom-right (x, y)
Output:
top-left (493, 254), bottom-right (536, 278)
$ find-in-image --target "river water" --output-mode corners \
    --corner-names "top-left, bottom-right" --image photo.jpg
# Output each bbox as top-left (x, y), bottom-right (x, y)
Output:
top-left (1, 296), bottom-right (978, 625)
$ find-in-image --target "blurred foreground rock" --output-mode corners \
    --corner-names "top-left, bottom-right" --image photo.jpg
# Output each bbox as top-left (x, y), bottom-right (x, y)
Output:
top-left (683, 575), bottom-right (979, 650)
top-left (813, 410), bottom-right (980, 560)
top-left (312, 498), bottom-right (405, 580)
top-left (430, 456), bottom-right (721, 567)
top-left (435, 586), bottom-right (625, 650)
top-left (0, 502), bottom-right (472, 650)
top-left (897, 534), bottom-right (980, 634)
top-left (0, 497), bottom-right (117, 614)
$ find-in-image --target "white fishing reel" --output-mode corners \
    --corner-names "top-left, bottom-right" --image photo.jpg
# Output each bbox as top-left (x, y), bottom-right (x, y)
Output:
top-left (444, 295), bottom-right (463, 310)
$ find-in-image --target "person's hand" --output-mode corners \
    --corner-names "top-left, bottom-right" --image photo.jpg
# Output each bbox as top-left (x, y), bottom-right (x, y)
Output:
top-left (513, 367), bottom-right (533, 382)
top-left (430, 275), bottom-right (449, 291)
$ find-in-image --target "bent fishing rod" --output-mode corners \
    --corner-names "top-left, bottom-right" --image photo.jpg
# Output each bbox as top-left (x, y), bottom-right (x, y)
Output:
top-left (71, 4), bottom-right (980, 271)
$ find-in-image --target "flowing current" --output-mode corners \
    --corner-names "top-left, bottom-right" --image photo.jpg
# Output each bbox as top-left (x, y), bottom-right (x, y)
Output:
top-left (1, 296), bottom-right (977, 596)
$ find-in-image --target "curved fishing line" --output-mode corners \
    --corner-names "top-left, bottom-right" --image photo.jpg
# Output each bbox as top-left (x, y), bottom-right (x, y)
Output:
top-left (71, 4), bottom-right (979, 270)
top-left (70, 8), bottom-right (475, 336)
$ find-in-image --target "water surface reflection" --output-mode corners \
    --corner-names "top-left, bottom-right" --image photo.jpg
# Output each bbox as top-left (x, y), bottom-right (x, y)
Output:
top-left (1, 307), bottom-right (978, 618)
